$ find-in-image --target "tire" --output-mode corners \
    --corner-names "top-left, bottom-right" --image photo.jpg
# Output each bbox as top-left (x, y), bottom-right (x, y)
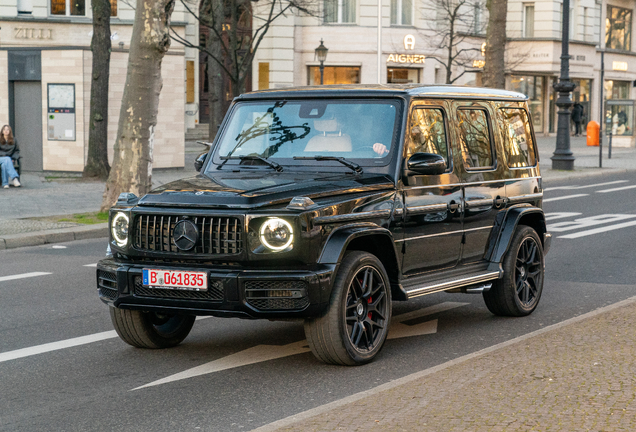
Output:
top-left (109, 307), bottom-right (196, 349)
top-left (483, 225), bottom-right (545, 317)
top-left (304, 251), bottom-right (392, 365)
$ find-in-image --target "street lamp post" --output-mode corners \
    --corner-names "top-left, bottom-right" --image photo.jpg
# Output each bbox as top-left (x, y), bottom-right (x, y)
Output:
top-left (315, 39), bottom-right (328, 85)
top-left (551, 0), bottom-right (576, 170)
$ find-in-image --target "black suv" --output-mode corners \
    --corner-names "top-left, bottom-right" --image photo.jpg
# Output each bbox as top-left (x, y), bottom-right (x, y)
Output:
top-left (97, 85), bottom-right (551, 365)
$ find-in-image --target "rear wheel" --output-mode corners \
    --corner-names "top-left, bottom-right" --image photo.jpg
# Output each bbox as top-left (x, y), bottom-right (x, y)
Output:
top-left (304, 251), bottom-right (392, 365)
top-left (109, 307), bottom-right (195, 349)
top-left (483, 225), bottom-right (544, 316)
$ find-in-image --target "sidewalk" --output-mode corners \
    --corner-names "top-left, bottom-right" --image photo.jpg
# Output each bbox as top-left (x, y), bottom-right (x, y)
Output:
top-left (256, 296), bottom-right (636, 432)
top-left (0, 136), bottom-right (634, 249)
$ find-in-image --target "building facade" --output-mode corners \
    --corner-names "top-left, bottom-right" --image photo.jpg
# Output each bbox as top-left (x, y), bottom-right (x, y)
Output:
top-left (249, 0), bottom-right (636, 146)
top-left (0, 0), bottom-right (199, 172)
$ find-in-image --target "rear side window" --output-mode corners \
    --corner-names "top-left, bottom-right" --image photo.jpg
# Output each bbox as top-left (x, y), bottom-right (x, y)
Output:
top-left (499, 108), bottom-right (537, 168)
top-left (457, 108), bottom-right (494, 169)
top-left (407, 107), bottom-right (449, 167)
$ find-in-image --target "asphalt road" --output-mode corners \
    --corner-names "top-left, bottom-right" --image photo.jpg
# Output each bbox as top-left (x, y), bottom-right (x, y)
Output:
top-left (1, 172), bottom-right (636, 432)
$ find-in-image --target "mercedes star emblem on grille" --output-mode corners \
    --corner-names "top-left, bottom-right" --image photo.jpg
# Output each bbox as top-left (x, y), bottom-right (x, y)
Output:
top-left (173, 220), bottom-right (199, 251)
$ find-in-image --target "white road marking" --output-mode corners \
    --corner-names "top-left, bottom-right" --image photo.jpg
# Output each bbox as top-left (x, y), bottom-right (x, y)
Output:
top-left (543, 194), bottom-right (588, 203)
top-left (132, 302), bottom-right (469, 390)
top-left (596, 184), bottom-right (636, 193)
top-left (558, 220), bottom-right (636, 239)
top-left (252, 296), bottom-right (636, 432)
top-left (544, 180), bottom-right (628, 192)
top-left (83, 263), bottom-right (98, 267)
top-left (51, 245), bottom-right (67, 249)
top-left (544, 212), bottom-right (582, 221)
top-left (0, 272), bottom-right (52, 283)
top-left (0, 331), bottom-right (118, 363)
top-left (548, 214), bottom-right (636, 232)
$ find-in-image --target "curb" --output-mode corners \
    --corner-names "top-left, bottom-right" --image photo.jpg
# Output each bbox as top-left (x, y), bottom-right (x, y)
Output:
top-left (541, 167), bottom-right (633, 182)
top-left (0, 223), bottom-right (108, 250)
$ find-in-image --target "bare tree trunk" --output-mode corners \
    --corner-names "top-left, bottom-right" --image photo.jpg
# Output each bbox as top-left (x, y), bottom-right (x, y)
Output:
top-left (207, 31), bottom-right (224, 141)
top-left (483, 0), bottom-right (507, 88)
top-left (83, 0), bottom-right (111, 180)
top-left (100, 0), bottom-right (175, 211)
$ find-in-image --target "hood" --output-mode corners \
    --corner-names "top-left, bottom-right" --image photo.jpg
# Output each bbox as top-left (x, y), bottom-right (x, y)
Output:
top-left (138, 172), bottom-right (395, 209)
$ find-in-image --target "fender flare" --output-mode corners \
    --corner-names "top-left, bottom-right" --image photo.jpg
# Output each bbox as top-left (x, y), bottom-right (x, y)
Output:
top-left (318, 224), bottom-right (398, 265)
top-left (487, 204), bottom-right (547, 264)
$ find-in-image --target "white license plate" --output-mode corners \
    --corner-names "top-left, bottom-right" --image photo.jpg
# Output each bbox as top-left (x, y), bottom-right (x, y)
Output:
top-left (142, 269), bottom-right (208, 291)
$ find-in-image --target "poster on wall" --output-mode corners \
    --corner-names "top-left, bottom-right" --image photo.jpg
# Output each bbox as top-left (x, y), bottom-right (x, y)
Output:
top-left (47, 83), bottom-right (75, 141)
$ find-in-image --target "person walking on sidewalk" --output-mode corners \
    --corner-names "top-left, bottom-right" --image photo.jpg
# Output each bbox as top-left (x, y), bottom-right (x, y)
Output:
top-left (571, 102), bottom-right (584, 137)
top-left (0, 124), bottom-right (21, 189)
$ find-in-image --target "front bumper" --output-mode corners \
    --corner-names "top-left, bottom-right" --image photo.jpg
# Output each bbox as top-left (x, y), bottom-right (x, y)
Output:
top-left (96, 259), bottom-right (336, 319)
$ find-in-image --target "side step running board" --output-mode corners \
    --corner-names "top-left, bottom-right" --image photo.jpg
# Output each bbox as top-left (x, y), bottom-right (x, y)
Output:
top-left (405, 271), bottom-right (501, 299)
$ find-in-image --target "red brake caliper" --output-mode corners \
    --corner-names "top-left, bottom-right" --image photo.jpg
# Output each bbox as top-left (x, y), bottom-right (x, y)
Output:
top-left (367, 296), bottom-right (372, 320)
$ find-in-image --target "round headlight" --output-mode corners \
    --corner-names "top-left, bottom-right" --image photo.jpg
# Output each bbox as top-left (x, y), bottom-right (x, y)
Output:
top-left (111, 212), bottom-right (129, 247)
top-left (259, 218), bottom-right (294, 251)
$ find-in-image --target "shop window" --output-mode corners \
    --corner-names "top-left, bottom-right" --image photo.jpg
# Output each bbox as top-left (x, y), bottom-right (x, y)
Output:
top-left (499, 108), bottom-right (536, 168)
top-left (604, 80), bottom-right (630, 100)
top-left (110, 0), bottom-right (117, 16)
top-left (457, 108), bottom-right (494, 169)
top-left (387, 68), bottom-right (419, 84)
top-left (606, 5), bottom-right (632, 51)
top-left (523, 4), bottom-right (534, 38)
top-left (258, 63), bottom-right (270, 90)
top-left (324, 0), bottom-right (356, 24)
top-left (391, 0), bottom-right (413, 26)
top-left (473, 2), bottom-right (483, 35)
top-left (606, 101), bottom-right (634, 136)
top-left (307, 66), bottom-right (360, 85)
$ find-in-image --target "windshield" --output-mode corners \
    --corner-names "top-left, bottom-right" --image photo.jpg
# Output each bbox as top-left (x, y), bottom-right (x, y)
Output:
top-left (211, 99), bottom-right (400, 170)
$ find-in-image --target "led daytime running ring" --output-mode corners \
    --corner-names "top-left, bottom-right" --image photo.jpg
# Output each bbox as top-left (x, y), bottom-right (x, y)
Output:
top-left (259, 218), bottom-right (294, 251)
top-left (111, 212), bottom-right (129, 247)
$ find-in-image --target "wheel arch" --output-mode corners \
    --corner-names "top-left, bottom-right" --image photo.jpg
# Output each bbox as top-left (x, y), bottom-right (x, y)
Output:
top-left (487, 205), bottom-right (547, 264)
top-left (318, 225), bottom-right (402, 300)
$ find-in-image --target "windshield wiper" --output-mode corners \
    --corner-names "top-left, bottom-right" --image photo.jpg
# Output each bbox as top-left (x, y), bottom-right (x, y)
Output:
top-left (221, 155), bottom-right (283, 172)
top-left (293, 156), bottom-right (363, 174)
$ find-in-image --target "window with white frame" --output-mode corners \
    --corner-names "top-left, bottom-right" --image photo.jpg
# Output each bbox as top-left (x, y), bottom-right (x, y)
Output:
top-left (324, 0), bottom-right (356, 23)
top-left (473, 2), bottom-right (482, 34)
top-left (391, 0), bottom-right (413, 26)
top-left (523, 4), bottom-right (534, 38)
top-left (50, 0), bottom-right (117, 16)
top-left (606, 5), bottom-right (632, 51)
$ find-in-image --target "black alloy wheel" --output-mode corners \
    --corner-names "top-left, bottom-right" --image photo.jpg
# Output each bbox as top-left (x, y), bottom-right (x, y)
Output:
top-left (483, 225), bottom-right (544, 317)
top-left (345, 265), bottom-right (389, 354)
top-left (515, 235), bottom-right (543, 308)
top-left (305, 251), bottom-right (392, 365)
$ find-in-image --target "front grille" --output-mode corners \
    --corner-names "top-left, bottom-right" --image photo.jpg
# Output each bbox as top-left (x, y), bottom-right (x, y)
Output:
top-left (245, 280), bottom-right (309, 311)
top-left (133, 215), bottom-right (243, 255)
top-left (97, 270), bottom-right (118, 300)
top-left (133, 276), bottom-right (224, 301)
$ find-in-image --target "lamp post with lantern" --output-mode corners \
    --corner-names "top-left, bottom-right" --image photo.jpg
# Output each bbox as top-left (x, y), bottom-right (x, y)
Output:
top-left (551, 0), bottom-right (576, 170)
top-left (315, 39), bottom-right (328, 85)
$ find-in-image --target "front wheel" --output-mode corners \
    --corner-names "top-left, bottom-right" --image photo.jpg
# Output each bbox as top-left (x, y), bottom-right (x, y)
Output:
top-left (109, 307), bottom-right (196, 349)
top-left (304, 251), bottom-right (392, 365)
top-left (483, 225), bottom-right (545, 316)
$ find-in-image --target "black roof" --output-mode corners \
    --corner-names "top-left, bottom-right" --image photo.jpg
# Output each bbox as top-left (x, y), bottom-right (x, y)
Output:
top-left (237, 84), bottom-right (528, 101)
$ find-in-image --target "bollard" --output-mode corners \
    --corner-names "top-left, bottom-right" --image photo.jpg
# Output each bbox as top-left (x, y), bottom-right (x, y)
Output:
top-left (586, 121), bottom-right (599, 146)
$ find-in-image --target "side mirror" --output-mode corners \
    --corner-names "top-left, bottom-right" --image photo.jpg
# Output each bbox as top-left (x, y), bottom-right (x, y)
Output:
top-left (194, 152), bottom-right (207, 172)
top-left (407, 152), bottom-right (447, 175)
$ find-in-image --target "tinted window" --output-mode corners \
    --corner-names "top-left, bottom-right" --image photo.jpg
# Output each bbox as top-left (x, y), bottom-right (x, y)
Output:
top-left (212, 100), bottom-right (398, 169)
top-left (499, 108), bottom-right (536, 168)
top-left (457, 108), bottom-right (494, 169)
top-left (407, 108), bottom-right (449, 167)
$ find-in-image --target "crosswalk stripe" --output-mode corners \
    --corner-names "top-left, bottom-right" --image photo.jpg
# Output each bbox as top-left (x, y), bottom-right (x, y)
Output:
top-left (596, 185), bottom-right (636, 193)
top-left (543, 194), bottom-right (588, 203)
top-left (83, 263), bottom-right (98, 267)
top-left (544, 180), bottom-right (628, 192)
top-left (558, 220), bottom-right (636, 239)
top-left (0, 272), bottom-right (51, 282)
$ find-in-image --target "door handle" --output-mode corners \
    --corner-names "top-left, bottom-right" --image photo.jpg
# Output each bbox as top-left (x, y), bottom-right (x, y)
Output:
top-left (494, 196), bottom-right (508, 208)
top-left (448, 201), bottom-right (461, 213)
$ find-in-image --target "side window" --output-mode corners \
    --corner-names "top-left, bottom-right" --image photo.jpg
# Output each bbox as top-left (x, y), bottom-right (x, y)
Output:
top-left (499, 108), bottom-right (537, 168)
top-left (457, 108), bottom-right (494, 169)
top-left (407, 108), bottom-right (449, 167)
